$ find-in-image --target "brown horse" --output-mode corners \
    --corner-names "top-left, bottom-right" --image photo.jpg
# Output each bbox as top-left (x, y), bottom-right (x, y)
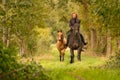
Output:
top-left (56, 30), bottom-right (67, 61)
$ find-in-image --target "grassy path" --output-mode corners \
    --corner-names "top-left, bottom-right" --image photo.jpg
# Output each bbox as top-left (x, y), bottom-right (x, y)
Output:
top-left (67, 72), bottom-right (85, 80)
top-left (39, 45), bottom-right (107, 80)
top-left (22, 45), bottom-right (120, 80)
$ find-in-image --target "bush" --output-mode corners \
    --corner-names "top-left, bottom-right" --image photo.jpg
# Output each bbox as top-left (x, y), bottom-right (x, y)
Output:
top-left (0, 43), bottom-right (51, 80)
top-left (105, 50), bottom-right (120, 68)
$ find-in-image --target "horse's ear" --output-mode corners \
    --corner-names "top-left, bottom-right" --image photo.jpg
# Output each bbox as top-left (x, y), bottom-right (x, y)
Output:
top-left (57, 30), bottom-right (59, 33)
top-left (59, 30), bottom-right (62, 32)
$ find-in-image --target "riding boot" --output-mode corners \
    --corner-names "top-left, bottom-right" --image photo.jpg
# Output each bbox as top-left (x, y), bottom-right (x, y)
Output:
top-left (80, 34), bottom-right (87, 45)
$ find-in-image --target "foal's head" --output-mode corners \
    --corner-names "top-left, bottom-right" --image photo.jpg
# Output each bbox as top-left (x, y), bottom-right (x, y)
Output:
top-left (57, 30), bottom-right (64, 41)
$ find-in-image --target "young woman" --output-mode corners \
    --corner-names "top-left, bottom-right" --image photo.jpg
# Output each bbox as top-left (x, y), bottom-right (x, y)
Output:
top-left (66, 13), bottom-right (87, 46)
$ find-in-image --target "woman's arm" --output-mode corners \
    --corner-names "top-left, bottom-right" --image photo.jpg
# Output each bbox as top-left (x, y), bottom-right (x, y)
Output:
top-left (77, 19), bottom-right (80, 25)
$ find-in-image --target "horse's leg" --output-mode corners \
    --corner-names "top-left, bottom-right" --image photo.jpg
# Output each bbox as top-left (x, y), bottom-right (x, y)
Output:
top-left (62, 53), bottom-right (65, 61)
top-left (59, 51), bottom-right (62, 61)
top-left (61, 53), bottom-right (64, 62)
top-left (77, 48), bottom-right (81, 61)
top-left (60, 55), bottom-right (61, 61)
top-left (62, 49), bottom-right (65, 61)
top-left (70, 49), bottom-right (74, 63)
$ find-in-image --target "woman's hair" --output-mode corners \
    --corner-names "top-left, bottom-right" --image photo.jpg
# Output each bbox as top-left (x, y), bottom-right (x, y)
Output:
top-left (72, 13), bottom-right (78, 18)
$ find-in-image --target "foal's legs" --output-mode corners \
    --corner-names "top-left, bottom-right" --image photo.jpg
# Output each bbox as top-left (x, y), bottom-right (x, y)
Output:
top-left (62, 53), bottom-right (65, 61)
top-left (77, 48), bottom-right (81, 61)
top-left (70, 49), bottom-right (74, 63)
top-left (59, 51), bottom-right (62, 61)
top-left (60, 50), bottom-right (65, 61)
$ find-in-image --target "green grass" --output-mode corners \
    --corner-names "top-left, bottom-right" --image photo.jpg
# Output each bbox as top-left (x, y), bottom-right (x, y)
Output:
top-left (74, 68), bottom-right (120, 80)
top-left (39, 45), bottom-right (120, 80)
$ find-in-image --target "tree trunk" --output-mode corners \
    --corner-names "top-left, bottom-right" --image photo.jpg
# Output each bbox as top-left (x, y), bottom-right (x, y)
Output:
top-left (118, 40), bottom-right (120, 50)
top-left (6, 27), bottom-right (11, 47)
top-left (20, 39), bottom-right (25, 56)
top-left (106, 36), bottom-right (112, 57)
top-left (116, 38), bottom-right (120, 51)
top-left (2, 25), bottom-right (6, 47)
top-left (2, 0), bottom-right (6, 48)
top-left (91, 28), bottom-right (96, 50)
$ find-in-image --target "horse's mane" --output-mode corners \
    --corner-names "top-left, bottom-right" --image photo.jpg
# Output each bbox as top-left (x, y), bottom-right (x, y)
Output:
top-left (68, 23), bottom-right (82, 48)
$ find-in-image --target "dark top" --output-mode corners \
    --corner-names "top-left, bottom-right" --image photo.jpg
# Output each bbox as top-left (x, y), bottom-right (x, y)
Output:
top-left (69, 18), bottom-right (80, 28)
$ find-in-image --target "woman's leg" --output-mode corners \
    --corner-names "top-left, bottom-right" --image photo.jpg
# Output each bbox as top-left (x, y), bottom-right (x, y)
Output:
top-left (80, 33), bottom-right (87, 45)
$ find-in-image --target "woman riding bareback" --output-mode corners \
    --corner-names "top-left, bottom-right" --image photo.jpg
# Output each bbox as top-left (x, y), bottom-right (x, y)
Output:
top-left (66, 13), bottom-right (87, 47)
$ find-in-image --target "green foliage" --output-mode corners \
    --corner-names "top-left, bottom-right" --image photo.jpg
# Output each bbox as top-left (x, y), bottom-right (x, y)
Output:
top-left (0, 0), bottom-right (52, 55)
top-left (35, 27), bottom-right (52, 54)
top-left (90, 0), bottom-right (120, 37)
top-left (0, 43), bottom-right (17, 73)
top-left (105, 50), bottom-right (120, 68)
top-left (0, 1), bottom-right (53, 79)
top-left (0, 43), bottom-right (51, 80)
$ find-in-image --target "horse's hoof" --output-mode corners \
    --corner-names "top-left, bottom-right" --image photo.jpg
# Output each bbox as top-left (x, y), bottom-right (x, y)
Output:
top-left (70, 61), bottom-right (74, 64)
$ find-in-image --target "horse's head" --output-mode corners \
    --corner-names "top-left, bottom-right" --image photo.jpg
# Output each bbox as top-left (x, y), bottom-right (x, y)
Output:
top-left (72, 23), bottom-right (79, 34)
top-left (57, 30), bottom-right (64, 41)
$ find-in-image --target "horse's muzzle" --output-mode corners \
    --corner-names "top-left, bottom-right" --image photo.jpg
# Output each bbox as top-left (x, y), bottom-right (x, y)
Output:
top-left (58, 39), bottom-right (62, 41)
